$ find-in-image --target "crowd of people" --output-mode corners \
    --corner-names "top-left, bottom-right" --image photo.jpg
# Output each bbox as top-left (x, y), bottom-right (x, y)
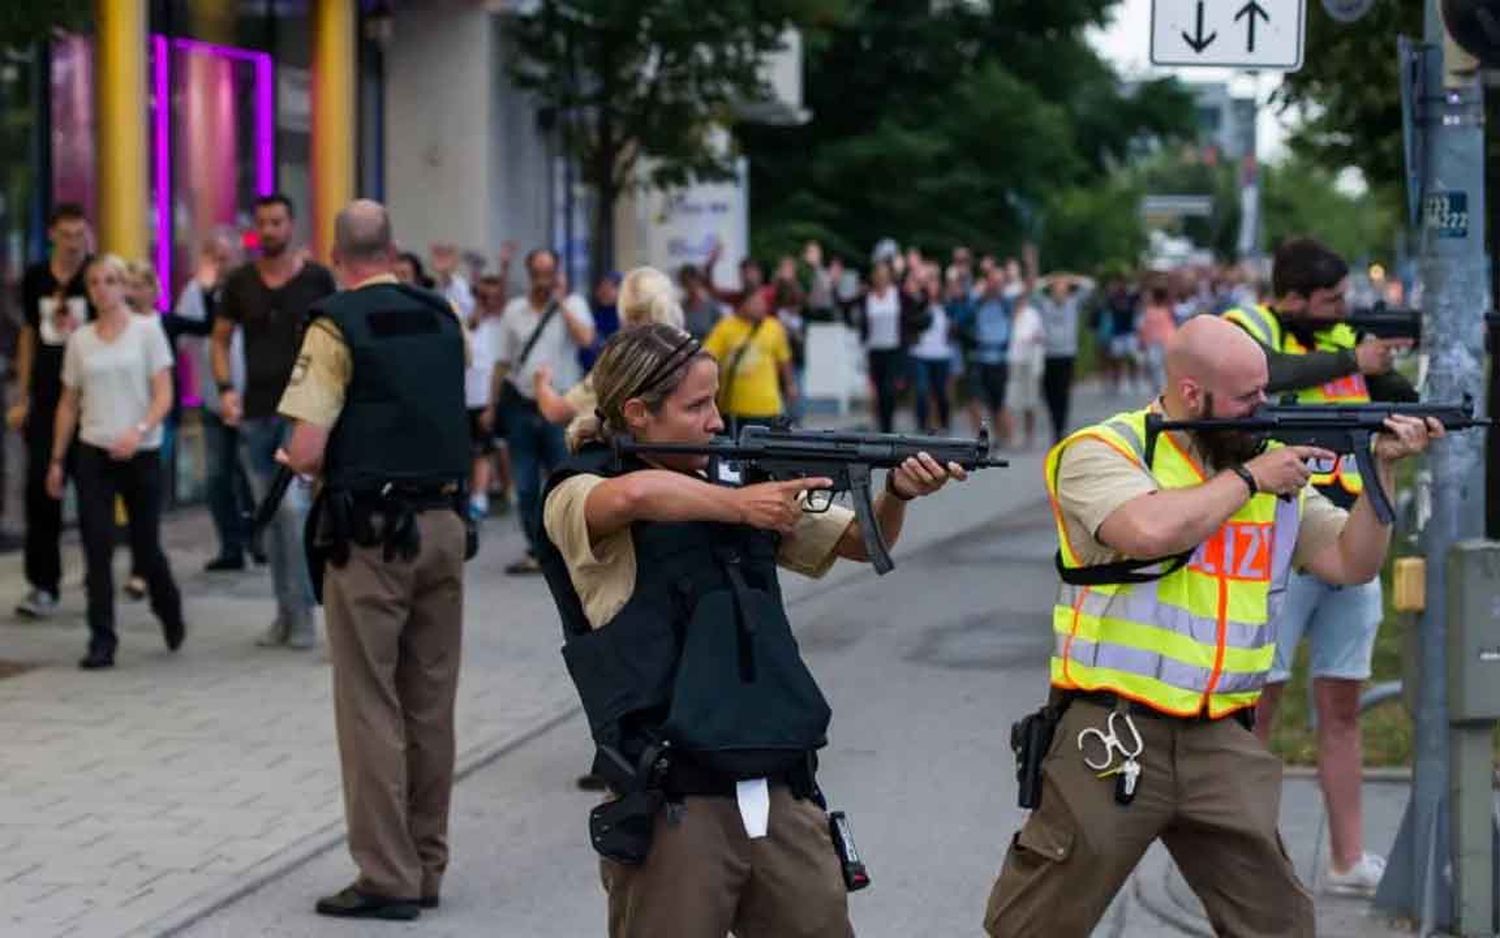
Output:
top-left (12, 199), bottom-right (1309, 668)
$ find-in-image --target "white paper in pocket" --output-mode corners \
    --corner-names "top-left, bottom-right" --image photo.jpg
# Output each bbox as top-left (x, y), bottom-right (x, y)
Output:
top-left (735, 778), bottom-right (770, 839)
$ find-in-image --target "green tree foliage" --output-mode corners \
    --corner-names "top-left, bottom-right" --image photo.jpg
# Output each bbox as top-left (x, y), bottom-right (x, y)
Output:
top-left (741, 0), bottom-right (1197, 267)
top-left (508, 0), bottom-right (840, 269)
top-left (1275, 1), bottom-right (1423, 197)
top-left (0, 1), bottom-right (90, 52)
top-left (1037, 179), bottom-right (1147, 275)
top-left (1262, 156), bottom-right (1398, 263)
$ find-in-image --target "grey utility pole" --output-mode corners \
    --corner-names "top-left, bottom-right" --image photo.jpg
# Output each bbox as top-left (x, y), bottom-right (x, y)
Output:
top-left (1374, 0), bottom-right (1490, 931)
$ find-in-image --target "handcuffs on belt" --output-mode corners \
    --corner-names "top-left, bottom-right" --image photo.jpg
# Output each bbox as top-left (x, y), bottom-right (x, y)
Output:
top-left (1077, 708), bottom-right (1144, 805)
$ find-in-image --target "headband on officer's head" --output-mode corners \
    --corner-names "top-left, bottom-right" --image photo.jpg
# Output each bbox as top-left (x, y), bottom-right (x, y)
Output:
top-left (627, 333), bottom-right (700, 403)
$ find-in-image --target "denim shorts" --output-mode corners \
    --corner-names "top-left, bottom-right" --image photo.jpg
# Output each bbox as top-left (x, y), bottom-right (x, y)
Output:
top-left (1267, 571), bottom-right (1383, 684)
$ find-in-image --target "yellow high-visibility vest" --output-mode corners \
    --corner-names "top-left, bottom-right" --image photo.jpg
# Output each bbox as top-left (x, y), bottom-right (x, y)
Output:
top-left (1045, 407), bottom-right (1303, 718)
top-left (1223, 304), bottom-right (1368, 500)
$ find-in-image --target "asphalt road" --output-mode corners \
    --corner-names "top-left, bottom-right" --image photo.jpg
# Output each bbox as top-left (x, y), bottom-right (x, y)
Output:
top-left (182, 492), bottom-right (1138, 938)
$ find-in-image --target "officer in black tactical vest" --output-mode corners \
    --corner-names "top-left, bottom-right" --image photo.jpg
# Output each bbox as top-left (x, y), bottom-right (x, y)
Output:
top-left (538, 323), bottom-right (967, 937)
top-left (276, 200), bottom-right (471, 922)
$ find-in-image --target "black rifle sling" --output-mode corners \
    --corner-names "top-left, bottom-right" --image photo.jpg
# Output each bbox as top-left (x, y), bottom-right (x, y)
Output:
top-left (1054, 549), bottom-right (1194, 586)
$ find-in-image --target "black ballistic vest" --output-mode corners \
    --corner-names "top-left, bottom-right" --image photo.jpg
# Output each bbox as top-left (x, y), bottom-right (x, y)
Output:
top-left (537, 445), bottom-right (832, 780)
top-left (314, 283), bottom-right (469, 494)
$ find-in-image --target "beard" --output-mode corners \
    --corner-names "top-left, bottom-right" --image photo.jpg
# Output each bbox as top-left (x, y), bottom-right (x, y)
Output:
top-left (1194, 392), bottom-right (1266, 471)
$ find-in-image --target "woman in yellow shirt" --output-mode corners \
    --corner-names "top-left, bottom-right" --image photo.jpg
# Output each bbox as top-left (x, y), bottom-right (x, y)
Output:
top-left (701, 287), bottom-right (796, 430)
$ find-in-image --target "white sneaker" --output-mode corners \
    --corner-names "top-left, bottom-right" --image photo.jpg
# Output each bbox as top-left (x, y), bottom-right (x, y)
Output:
top-left (1325, 852), bottom-right (1386, 897)
top-left (256, 615), bottom-right (288, 647)
top-left (15, 589), bottom-right (58, 619)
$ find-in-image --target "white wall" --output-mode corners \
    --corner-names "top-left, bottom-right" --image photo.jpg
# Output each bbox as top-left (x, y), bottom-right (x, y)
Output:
top-left (384, 2), bottom-right (496, 257)
top-left (383, 7), bottom-right (556, 278)
top-left (490, 17), bottom-right (553, 266)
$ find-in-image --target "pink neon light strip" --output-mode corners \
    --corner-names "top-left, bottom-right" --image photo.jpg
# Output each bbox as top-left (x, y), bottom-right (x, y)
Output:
top-left (149, 35), bottom-right (276, 309)
top-left (151, 35), bottom-right (170, 309)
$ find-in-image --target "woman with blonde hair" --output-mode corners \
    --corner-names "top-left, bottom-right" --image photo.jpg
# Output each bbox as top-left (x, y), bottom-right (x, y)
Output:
top-left (532, 265), bottom-right (685, 451)
top-left (535, 323), bottom-right (964, 936)
top-left (48, 255), bottom-right (183, 669)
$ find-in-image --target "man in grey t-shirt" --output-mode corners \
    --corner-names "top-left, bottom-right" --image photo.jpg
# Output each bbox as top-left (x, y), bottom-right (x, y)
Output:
top-left (493, 248), bottom-right (595, 574)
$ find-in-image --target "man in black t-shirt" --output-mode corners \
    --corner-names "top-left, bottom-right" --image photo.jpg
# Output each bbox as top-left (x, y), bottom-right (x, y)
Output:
top-left (10, 204), bottom-right (92, 619)
top-left (211, 194), bottom-right (337, 649)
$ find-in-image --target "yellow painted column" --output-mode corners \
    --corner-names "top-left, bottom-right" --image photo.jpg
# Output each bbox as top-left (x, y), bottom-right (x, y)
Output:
top-left (311, 0), bottom-right (356, 262)
top-left (95, 0), bottom-right (149, 260)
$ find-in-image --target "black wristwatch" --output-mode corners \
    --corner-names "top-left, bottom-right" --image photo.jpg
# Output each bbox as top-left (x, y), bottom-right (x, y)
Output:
top-left (1230, 464), bottom-right (1258, 497)
top-left (217, 381), bottom-right (234, 394)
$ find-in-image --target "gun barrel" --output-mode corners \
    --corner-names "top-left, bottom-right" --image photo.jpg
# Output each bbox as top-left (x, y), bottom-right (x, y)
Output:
top-left (614, 430), bottom-right (1009, 469)
top-left (1147, 402), bottom-right (1490, 437)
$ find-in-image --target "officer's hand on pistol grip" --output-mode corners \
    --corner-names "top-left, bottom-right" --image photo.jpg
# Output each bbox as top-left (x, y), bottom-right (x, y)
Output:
top-left (1354, 336), bottom-right (1410, 375)
top-left (732, 477), bottom-right (834, 534)
top-left (1244, 445), bottom-right (1335, 497)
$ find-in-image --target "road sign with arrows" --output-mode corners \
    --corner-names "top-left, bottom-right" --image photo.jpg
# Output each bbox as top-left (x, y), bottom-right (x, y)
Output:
top-left (1150, 0), bottom-right (1304, 70)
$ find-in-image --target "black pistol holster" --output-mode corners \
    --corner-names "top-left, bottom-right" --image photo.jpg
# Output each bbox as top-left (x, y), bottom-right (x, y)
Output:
top-left (588, 742), bottom-right (669, 865)
top-left (1011, 699), bottom-right (1068, 810)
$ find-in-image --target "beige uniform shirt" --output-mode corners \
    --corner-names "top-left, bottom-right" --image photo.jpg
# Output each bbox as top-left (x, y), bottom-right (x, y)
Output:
top-left (1054, 431), bottom-right (1347, 572)
top-left (278, 274), bottom-right (470, 427)
top-left (544, 473), bottom-right (855, 629)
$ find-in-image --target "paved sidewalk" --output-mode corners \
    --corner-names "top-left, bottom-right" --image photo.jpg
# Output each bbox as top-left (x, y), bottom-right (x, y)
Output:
top-left (0, 387), bottom-right (1120, 938)
top-left (0, 502), bottom-right (582, 938)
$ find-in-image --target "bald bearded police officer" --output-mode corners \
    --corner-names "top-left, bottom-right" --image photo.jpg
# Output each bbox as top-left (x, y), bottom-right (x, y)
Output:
top-left (277, 200), bottom-right (471, 921)
top-left (984, 317), bottom-right (1439, 937)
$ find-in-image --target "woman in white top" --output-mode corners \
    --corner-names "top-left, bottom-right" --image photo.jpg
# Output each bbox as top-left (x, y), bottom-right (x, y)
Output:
top-left (859, 261), bottom-right (907, 433)
top-left (47, 255), bottom-right (183, 670)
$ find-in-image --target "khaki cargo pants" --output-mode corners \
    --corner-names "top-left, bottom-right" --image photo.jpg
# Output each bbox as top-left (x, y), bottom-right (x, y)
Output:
top-left (984, 699), bottom-right (1314, 938)
top-left (601, 786), bottom-right (854, 938)
top-left (325, 510), bottom-right (465, 900)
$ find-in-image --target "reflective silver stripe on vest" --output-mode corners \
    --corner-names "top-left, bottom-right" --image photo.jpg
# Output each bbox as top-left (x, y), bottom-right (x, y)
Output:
top-left (1101, 419), bottom-right (1144, 461)
top-left (1269, 495), bottom-right (1300, 587)
top-left (1228, 307), bottom-right (1273, 344)
top-left (1058, 582), bottom-right (1272, 650)
top-left (1057, 635), bottom-right (1266, 695)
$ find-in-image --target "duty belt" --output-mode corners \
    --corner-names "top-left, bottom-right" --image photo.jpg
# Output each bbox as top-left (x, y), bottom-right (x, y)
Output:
top-left (660, 753), bottom-right (818, 801)
top-left (1054, 689), bottom-right (1256, 733)
top-left (332, 481), bottom-right (463, 564)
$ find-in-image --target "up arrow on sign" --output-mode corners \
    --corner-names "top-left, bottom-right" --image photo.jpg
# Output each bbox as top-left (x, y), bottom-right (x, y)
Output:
top-left (1151, 0), bottom-right (1305, 71)
top-left (1235, 1), bottom-right (1271, 53)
